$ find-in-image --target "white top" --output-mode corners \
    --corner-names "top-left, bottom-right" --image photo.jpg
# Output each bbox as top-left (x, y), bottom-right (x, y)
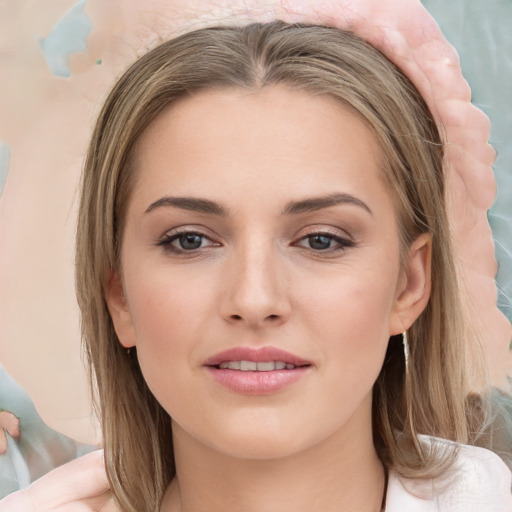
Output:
top-left (386, 438), bottom-right (512, 511)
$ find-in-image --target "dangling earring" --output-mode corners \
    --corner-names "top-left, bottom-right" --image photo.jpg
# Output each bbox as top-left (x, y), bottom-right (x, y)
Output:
top-left (402, 330), bottom-right (423, 460)
top-left (402, 331), bottom-right (410, 376)
top-left (126, 347), bottom-right (132, 356)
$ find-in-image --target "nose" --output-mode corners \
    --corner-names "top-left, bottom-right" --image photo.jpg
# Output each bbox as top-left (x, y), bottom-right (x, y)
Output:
top-left (219, 239), bottom-right (291, 329)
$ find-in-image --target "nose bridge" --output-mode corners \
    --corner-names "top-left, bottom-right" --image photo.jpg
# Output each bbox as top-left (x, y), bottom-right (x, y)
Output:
top-left (222, 231), bottom-right (289, 326)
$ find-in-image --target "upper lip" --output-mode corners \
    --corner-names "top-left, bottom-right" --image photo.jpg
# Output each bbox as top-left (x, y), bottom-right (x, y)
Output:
top-left (203, 346), bottom-right (311, 367)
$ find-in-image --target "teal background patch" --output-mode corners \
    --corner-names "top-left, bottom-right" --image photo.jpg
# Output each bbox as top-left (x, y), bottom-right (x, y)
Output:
top-left (40, 0), bottom-right (93, 77)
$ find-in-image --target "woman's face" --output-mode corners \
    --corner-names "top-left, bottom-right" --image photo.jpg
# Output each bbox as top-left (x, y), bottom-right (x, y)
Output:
top-left (107, 86), bottom-right (430, 459)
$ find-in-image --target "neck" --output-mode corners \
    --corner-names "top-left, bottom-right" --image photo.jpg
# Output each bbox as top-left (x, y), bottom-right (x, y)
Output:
top-left (161, 397), bottom-right (386, 512)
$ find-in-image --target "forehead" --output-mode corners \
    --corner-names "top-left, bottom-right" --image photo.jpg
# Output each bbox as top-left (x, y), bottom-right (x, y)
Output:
top-left (128, 86), bottom-right (389, 214)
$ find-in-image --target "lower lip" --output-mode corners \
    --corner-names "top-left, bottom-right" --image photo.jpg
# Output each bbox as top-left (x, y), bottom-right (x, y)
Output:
top-left (205, 366), bottom-right (310, 395)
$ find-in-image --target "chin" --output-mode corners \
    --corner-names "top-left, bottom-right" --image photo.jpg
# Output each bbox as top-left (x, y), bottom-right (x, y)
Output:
top-left (186, 410), bottom-right (336, 461)
top-left (212, 430), bottom-right (310, 460)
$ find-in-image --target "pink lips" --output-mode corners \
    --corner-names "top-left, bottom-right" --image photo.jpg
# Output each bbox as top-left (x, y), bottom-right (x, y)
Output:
top-left (204, 346), bottom-right (311, 395)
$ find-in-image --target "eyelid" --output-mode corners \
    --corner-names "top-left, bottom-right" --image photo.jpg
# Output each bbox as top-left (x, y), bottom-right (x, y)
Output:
top-left (158, 224), bottom-right (218, 240)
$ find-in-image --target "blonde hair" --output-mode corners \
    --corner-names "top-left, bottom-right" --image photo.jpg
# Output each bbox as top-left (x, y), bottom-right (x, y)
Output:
top-left (76, 22), bottom-right (495, 512)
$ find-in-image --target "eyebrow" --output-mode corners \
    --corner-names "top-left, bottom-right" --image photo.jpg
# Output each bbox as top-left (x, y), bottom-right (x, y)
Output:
top-left (145, 196), bottom-right (229, 216)
top-left (282, 193), bottom-right (373, 216)
top-left (145, 192), bottom-right (372, 217)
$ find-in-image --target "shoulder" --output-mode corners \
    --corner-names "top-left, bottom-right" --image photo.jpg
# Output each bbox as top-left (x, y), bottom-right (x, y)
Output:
top-left (386, 436), bottom-right (512, 512)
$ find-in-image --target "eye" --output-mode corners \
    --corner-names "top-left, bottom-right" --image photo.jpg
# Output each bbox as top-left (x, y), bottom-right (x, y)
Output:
top-left (176, 233), bottom-right (205, 250)
top-left (156, 230), bottom-right (219, 254)
top-left (307, 234), bottom-right (335, 250)
top-left (296, 231), bottom-right (354, 252)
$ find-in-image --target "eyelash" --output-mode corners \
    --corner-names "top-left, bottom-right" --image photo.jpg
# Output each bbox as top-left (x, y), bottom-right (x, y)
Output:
top-left (156, 228), bottom-right (355, 255)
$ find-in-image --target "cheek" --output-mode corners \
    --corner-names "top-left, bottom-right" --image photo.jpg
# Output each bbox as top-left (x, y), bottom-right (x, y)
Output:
top-left (295, 259), bottom-right (399, 376)
top-left (126, 260), bottom-right (214, 334)
top-left (123, 264), bottom-right (218, 387)
top-left (299, 257), bottom-right (398, 330)
top-left (289, 272), bottom-right (397, 442)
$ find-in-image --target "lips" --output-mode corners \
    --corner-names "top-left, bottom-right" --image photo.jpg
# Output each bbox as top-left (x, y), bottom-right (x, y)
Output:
top-left (204, 346), bottom-right (312, 395)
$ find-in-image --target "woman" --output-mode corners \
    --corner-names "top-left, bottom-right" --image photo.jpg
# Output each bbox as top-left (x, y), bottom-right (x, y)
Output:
top-left (1, 17), bottom-right (511, 512)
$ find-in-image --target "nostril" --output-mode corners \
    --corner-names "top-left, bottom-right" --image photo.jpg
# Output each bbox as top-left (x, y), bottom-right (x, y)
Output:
top-left (227, 313), bottom-right (282, 323)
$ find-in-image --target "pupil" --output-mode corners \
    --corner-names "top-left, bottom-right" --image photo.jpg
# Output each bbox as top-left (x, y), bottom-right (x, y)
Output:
top-left (309, 235), bottom-right (331, 250)
top-left (179, 234), bottom-right (202, 250)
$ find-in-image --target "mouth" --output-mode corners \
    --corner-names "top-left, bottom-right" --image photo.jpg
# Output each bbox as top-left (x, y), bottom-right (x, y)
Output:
top-left (203, 345), bottom-right (311, 368)
top-left (204, 347), bottom-right (312, 394)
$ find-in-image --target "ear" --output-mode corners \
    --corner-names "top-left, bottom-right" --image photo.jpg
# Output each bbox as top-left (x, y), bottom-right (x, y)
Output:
top-left (104, 270), bottom-right (136, 348)
top-left (389, 233), bottom-right (432, 335)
